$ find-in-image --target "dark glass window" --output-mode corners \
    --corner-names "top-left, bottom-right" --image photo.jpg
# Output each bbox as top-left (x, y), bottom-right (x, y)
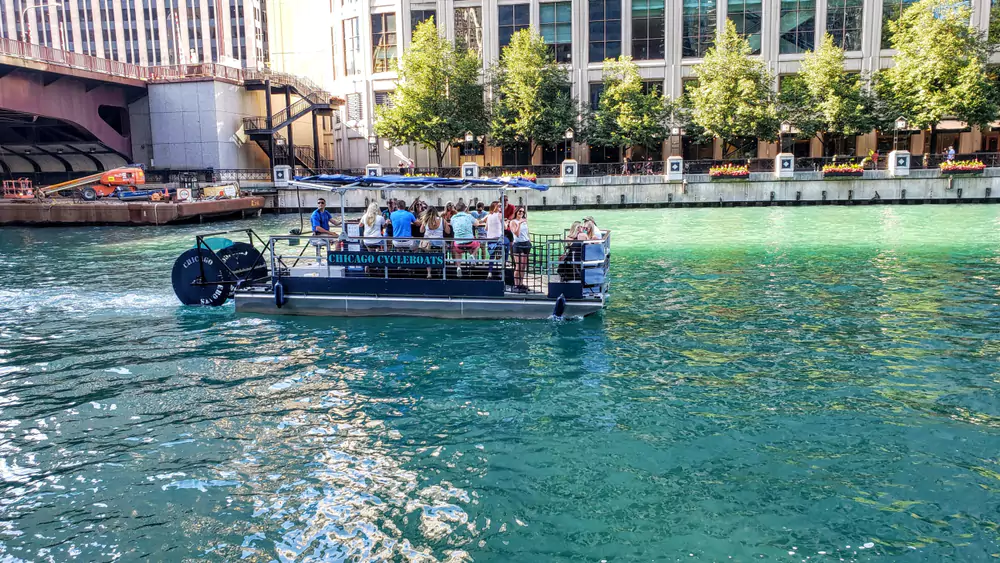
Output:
top-left (455, 7), bottom-right (482, 58)
top-left (502, 143), bottom-right (532, 166)
top-left (590, 82), bottom-right (604, 110)
top-left (728, 0), bottom-right (763, 54)
top-left (682, 0), bottom-right (716, 57)
top-left (410, 9), bottom-right (435, 31)
top-left (827, 0), bottom-right (863, 50)
top-left (372, 12), bottom-right (397, 72)
top-left (499, 4), bottom-right (530, 51)
top-left (632, 0), bottom-right (665, 60)
top-left (589, 0), bottom-right (622, 63)
top-left (540, 1), bottom-right (572, 63)
top-left (779, 0), bottom-right (816, 53)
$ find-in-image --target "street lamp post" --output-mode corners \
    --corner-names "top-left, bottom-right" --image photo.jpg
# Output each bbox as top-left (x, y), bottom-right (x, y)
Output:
top-left (894, 117), bottom-right (908, 152)
top-left (780, 121), bottom-right (792, 154)
top-left (22, 3), bottom-right (67, 48)
top-left (671, 126), bottom-right (684, 156)
top-left (564, 129), bottom-right (574, 159)
top-left (464, 131), bottom-right (474, 158)
top-left (368, 134), bottom-right (379, 163)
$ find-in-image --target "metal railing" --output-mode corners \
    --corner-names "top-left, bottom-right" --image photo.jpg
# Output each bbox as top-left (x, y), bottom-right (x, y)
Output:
top-left (545, 231), bottom-right (611, 296)
top-left (242, 92), bottom-right (329, 132)
top-left (270, 234), bottom-right (509, 283)
top-left (0, 36), bottom-right (147, 80)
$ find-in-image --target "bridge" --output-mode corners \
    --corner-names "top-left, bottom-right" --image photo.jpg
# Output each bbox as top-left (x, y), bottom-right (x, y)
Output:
top-left (0, 38), bottom-right (339, 184)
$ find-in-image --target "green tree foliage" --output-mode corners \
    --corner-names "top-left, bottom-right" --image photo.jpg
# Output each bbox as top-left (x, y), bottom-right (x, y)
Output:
top-left (489, 30), bottom-right (578, 158)
top-left (777, 34), bottom-right (869, 154)
top-left (881, 0), bottom-right (998, 135)
top-left (374, 19), bottom-right (486, 168)
top-left (586, 56), bottom-right (668, 155)
top-left (688, 20), bottom-right (779, 157)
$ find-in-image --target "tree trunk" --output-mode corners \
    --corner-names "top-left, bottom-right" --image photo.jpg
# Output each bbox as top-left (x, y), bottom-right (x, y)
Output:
top-left (435, 143), bottom-right (445, 169)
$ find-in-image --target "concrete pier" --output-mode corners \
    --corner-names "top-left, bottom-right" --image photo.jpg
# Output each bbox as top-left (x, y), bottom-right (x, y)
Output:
top-left (0, 197), bottom-right (265, 226)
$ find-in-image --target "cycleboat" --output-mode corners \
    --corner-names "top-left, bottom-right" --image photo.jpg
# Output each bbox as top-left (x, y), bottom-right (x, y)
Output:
top-left (170, 175), bottom-right (610, 319)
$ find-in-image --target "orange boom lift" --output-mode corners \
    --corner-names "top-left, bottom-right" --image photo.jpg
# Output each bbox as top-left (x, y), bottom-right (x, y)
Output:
top-left (35, 167), bottom-right (147, 201)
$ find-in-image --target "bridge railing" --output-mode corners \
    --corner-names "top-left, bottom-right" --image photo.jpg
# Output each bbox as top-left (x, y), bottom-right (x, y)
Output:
top-left (0, 37), bottom-right (147, 80)
top-left (146, 63), bottom-right (243, 84)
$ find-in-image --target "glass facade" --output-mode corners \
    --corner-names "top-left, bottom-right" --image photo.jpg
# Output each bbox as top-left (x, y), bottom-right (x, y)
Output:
top-left (343, 17), bottom-right (360, 75)
top-left (499, 4), bottom-right (530, 51)
top-left (589, 0), bottom-right (622, 63)
top-left (632, 0), bottom-right (666, 60)
top-left (826, 0), bottom-right (863, 51)
top-left (540, 1), bottom-right (572, 63)
top-left (779, 0), bottom-right (815, 54)
top-left (410, 9), bottom-right (435, 32)
top-left (455, 7), bottom-right (483, 58)
top-left (881, 0), bottom-right (917, 48)
top-left (372, 12), bottom-right (397, 73)
top-left (728, 0), bottom-right (763, 54)
top-left (682, 0), bottom-right (716, 57)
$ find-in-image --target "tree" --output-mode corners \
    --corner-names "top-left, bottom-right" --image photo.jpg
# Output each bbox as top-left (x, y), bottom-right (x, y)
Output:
top-left (489, 30), bottom-right (578, 159)
top-left (586, 56), bottom-right (668, 158)
top-left (688, 20), bottom-right (779, 157)
top-left (777, 34), bottom-right (870, 155)
top-left (881, 0), bottom-right (999, 149)
top-left (374, 18), bottom-right (487, 168)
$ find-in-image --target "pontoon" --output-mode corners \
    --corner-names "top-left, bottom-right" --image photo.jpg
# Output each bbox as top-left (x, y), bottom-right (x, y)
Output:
top-left (170, 175), bottom-right (610, 319)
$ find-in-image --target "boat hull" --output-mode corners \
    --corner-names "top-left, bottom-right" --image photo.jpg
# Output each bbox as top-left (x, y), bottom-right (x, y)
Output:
top-left (234, 291), bottom-right (605, 319)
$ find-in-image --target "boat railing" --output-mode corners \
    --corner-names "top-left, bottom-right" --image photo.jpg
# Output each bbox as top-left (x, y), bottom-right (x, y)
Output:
top-left (192, 228), bottom-right (273, 288)
top-left (266, 234), bottom-right (510, 282)
top-left (543, 231), bottom-right (612, 297)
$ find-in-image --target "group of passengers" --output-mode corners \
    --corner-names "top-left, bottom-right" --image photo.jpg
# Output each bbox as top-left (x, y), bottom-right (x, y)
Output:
top-left (348, 197), bottom-right (532, 290)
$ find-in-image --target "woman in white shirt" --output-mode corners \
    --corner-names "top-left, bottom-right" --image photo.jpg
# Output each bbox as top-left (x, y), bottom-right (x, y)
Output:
top-left (359, 202), bottom-right (385, 250)
top-left (509, 206), bottom-right (531, 291)
top-left (485, 201), bottom-right (505, 279)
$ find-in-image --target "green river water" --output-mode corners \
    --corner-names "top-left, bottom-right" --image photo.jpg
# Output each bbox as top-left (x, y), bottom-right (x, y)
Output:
top-left (0, 205), bottom-right (999, 562)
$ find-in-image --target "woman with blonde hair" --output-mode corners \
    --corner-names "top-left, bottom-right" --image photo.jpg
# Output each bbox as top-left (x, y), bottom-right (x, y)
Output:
top-left (358, 202), bottom-right (385, 251)
top-left (419, 206), bottom-right (447, 278)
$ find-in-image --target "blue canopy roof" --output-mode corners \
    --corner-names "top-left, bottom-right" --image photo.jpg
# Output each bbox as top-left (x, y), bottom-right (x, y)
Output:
top-left (293, 174), bottom-right (548, 191)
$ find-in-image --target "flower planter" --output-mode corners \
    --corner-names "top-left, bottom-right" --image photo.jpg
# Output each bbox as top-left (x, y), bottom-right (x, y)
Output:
top-left (709, 174), bottom-right (750, 182)
top-left (940, 169), bottom-right (984, 176)
top-left (823, 170), bottom-right (864, 179)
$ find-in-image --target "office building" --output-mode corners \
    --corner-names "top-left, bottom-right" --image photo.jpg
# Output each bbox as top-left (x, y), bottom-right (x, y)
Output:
top-left (329, 0), bottom-right (999, 168)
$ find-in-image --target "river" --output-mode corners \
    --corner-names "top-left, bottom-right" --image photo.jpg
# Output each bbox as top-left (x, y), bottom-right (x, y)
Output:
top-left (1, 205), bottom-right (999, 562)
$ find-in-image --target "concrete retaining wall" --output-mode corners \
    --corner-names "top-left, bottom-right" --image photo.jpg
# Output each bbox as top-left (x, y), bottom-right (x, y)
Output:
top-left (273, 173), bottom-right (1000, 212)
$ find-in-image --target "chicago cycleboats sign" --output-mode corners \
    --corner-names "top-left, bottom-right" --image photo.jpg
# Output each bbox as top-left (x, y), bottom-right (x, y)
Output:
top-left (328, 251), bottom-right (446, 268)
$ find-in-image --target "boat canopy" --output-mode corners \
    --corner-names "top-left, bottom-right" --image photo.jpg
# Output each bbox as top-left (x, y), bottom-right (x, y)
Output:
top-left (292, 174), bottom-right (548, 191)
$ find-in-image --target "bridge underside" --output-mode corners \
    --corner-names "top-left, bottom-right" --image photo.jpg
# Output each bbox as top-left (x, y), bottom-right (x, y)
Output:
top-left (0, 66), bottom-right (143, 180)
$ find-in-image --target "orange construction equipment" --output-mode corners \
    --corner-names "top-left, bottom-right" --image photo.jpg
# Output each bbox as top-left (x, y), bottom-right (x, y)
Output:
top-left (2, 178), bottom-right (35, 200)
top-left (36, 167), bottom-right (146, 201)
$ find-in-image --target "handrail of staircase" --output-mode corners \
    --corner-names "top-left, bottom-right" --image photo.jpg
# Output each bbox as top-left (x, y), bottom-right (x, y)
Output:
top-left (241, 92), bottom-right (328, 132)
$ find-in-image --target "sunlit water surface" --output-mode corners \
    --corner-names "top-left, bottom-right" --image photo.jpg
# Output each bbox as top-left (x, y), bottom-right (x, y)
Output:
top-left (1, 206), bottom-right (1000, 562)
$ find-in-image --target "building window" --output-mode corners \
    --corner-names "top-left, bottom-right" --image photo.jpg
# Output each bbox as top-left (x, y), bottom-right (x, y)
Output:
top-left (347, 93), bottom-right (362, 121)
top-left (589, 82), bottom-right (604, 110)
top-left (540, 2), bottom-right (572, 63)
top-left (343, 17), bottom-right (360, 75)
top-left (728, 0), bottom-right (763, 54)
top-left (375, 91), bottom-right (394, 108)
top-left (410, 9), bottom-right (435, 31)
top-left (881, 0), bottom-right (916, 48)
top-left (499, 4), bottom-right (530, 51)
top-left (455, 7), bottom-right (483, 59)
top-left (588, 0), bottom-right (622, 63)
top-left (372, 12), bottom-right (397, 73)
top-left (682, 0), bottom-right (716, 57)
top-left (779, 0), bottom-right (816, 53)
top-left (632, 0), bottom-right (665, 60)
top-left (826, 0), bottom-right (863, 50)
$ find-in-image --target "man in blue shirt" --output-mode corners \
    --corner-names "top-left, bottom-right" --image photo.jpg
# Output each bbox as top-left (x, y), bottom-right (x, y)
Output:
top-left (311, 198), bottom-right (333, 235)
top-left (390, 199), bottom-right (417, 249)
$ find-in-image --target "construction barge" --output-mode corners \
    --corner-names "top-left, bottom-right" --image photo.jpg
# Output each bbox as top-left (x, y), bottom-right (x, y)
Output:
top-left (0, 197), bottom-right (264, 226)
top-left (0, 168), bottom-right (264, 226)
